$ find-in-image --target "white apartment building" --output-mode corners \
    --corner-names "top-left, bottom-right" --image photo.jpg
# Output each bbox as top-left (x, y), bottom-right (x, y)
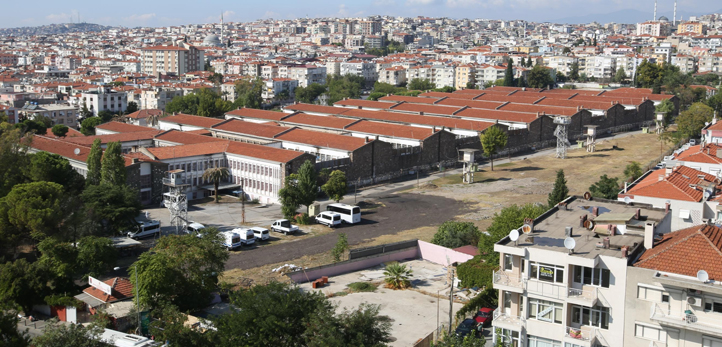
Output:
top-left (18, 102), bottom-right (78, 127)
top-left (672, 55), bottom-right (697, 74)
top-left (340, 60), bottom-right (378, 83)
top-left (378, 66), bottom-right (407, 86)
top-left (543, 56), bottom-right (577, 76)
top-left (140, 43), bottom-right (204, 76)
top-left (287, 65), bottom-right (327, 87)
top-left (624, 224), bottom-right (722, 347)
top-left (492, 196), bottom-right (670, 347)
top-left (636, 22), bottom-right (671, 37)
top-left (406, 65), bottom-right (455, 89)
top-left (262, 78), bottom-right (298, 101)
top-left (579, 56), bottom-right (616, 80)
top-left (77, 87), bottom-right (128, 117)
top-left (139, 88), bottom-right (183, 111)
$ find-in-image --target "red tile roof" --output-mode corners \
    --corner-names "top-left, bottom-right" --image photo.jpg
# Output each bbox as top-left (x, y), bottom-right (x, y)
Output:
top-left (125, 109), bottom-right (164, 120)
top-left (378, 95), bottom-right (440, 104)
top-left (275, 128), bottom-right (368, 151)
top-left (63, 131), bottom-right (161, 146)
top-left (435, 98), bottom-right (506, 110)
top-left (334, 99), bottom-right (397, 109)
top-left (420, 91), bottom-right (481, 100)
top-left (146, 141), bottom-right (229, 159)
top-left (626, 166), bottom-right (721, 202)
top-left (675, 144), bottom-right (722, 164)
top-left (281, 113), bottom-right (357, 129)
top-left (225, 141), bottom-right (308, 163)
top-left (44, 127), bottom-right (84, 138)
top-left (226, 108), bottom-right (288, 121)
top-left (454, 108), bottom-right (540, 124)
top-left (636, 224), bottom-right (722, 281)
top-left (339, 108), bottom-right (494, 132)
top-left (283, 103), bottom-right (341, 115)
top-left (29, 135), bottom-right (92, 162)
top-left (83, 277), bottom-right (134, 303)
top-left (160, 114), bottom-right (225, 128)
top-left (154, 130), bottom-right (226, 145)
top-left (96, 121), bottom-right (155, 133)
top-left (497, 103), bottom-right (580, 116)
top-left (346, 120), bottom-right (434, 140)
top-left (212, 119), bottom-right (290, 138)
top-left (390, 103), bottom-right (463, 115)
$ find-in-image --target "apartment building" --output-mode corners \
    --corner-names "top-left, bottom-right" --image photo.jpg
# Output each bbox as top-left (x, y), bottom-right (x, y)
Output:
top-left (543, 56), bottom-right (577, 76)
top-left (406, 65), bottom-right (455, 89)
top-left (262, 78), bottom-right (298, 101)
top-left (636, 22), bottom-right (671, 37)
top-left (491, 196), bottom-right (670, 347)
top-left (677, 21), bottom-right (705, 35)
top-left (340, 60), bottom-right (378, 84)
top-left (287, 65), bottom-right (327, 87)
top-left (624, 224), bottom-right (722, 347)
top-left (139, 88), bottom-right (183, 111)
top-left (357, 20), bottom-right (381, 36)
top-left (672, 55), bottom-right (697, 74)
top-left (455, 64), bottom-right (476, 89)
top-left (77, 87), bottom-right (128, 117)
top-left (18, 102), bottom-right (78, 127)
top-left (140, 43), bottom-right (204, 76)
top-left (378, 66), bottom-right (408, 86)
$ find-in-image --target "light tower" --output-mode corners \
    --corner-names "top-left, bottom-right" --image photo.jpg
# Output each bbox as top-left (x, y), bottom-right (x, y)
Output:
top-left (163, 169), bottom-right (189, 234)
top-left (554, 116), bottom-right (572, 159)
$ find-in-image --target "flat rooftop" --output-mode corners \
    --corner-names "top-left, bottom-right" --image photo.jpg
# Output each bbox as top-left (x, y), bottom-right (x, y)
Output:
top-left (498, 196), bottom-right (668, 259)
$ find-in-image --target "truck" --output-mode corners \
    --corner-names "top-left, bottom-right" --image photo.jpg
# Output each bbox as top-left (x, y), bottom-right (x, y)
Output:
top-left (271, 219), bottom-right (299, 235)
top-left (220, 231), bottom-right (242, 250)
top-left (232, 228), bottom-right (256, 246)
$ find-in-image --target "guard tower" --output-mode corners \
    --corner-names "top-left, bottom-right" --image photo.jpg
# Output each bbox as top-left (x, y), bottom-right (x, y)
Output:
top-left (458, 148), bottom-right (479, 183)
top-left (553, 116), bottom-right (572, 159)
top-left (163, 170), bottom-right (190, 234)
top-left (656, 112), bottom-right (665, 134)
top-left (585, 125), bottom-right (598, 152)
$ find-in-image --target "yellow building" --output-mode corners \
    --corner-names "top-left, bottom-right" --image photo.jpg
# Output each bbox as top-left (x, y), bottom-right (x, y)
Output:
top-left (677, 21), bottom-right (704, 35)
top-left (455, 64), bottom-right (476, 89)
top-left (511, 46), bottom-right (538, 54)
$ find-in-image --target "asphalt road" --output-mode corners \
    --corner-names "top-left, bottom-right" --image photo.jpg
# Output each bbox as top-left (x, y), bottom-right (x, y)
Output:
top-left (225, 192), bottom-right (466, 271)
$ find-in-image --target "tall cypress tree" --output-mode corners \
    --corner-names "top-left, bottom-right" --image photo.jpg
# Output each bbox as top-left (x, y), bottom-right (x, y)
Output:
top-left (100, 141), bottom-right (126, 187)
top-left (86, 138), bottom-right (102, 186)
top-left (548, 169), bottom-right (570, 208)
top-left (503, 59), bottom-right (515, 87)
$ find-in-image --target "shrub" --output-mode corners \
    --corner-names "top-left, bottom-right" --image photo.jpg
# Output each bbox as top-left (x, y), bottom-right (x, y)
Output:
top-left (430, 221), bottom-right (481, 249)
top-left (383, 263), bottom-right (412, 289)
top-left (456, 256), bottom-right (496, 289)
top-left (348, 282), bottom-right (377, 292)
top-left (295, 213), bottom-right (312, 225)
top-left (455, 288), bottom-right (498, 320)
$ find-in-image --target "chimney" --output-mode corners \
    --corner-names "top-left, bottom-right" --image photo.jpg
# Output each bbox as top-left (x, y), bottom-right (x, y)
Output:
top-left (658, 174), bottom-right (664, 181)
top-left (635, 208), bottom-right (641, 220)
top-left (621, 246), bottom-right (629, 258)
top-left (644, 222), bottom-right (655, 249)
top-left (592, 207), bottom-right (599, 217)
top-left (132, 158), bottom-right (139, 164)
top-left (665, 202), bottom-right (670, 213)
top-left (624, 181), bottom-right (628, 193)
top-left (579, 214), bottom-right (587, 227)
top-left (665, 167), bottom-right (672, 177)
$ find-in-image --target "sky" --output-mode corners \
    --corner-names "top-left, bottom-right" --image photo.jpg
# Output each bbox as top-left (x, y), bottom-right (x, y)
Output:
top-left (2, 0), bottom-right (717, 28)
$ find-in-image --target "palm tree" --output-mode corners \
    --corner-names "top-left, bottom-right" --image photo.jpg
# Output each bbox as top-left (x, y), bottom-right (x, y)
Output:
top-left (383, 263), bottom-right (413, 290)
top-left (202, 167), bottom-right (230, 203)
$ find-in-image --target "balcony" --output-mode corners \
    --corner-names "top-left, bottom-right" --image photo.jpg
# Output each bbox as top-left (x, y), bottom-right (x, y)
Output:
top-left (564, 326), bottom-right (596, 346)
top-left (650, 303), bottom-right (722, 336)
top-left (493, 270), bottom-right (524, 293)
top-left (566, 287), bottom-right (599, 307)
top-left (492, 309), bottom-right (525, 331)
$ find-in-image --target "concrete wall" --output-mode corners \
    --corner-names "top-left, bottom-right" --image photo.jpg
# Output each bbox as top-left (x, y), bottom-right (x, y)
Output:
top-left (287, 247), bottom-right (419, 283)
top-left (417, 240), bottom-right (474, 266)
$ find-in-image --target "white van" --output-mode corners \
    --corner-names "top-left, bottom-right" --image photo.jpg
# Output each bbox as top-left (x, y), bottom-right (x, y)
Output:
top-left (186, 222), bottom-right (206, 235)
top-left (220, 231), bottom-right (242, 250)
top-left (127, 220), bottom-right (161, 239)
top-left (316, 212), bottom-right (342, 227)
top-left (326, 203), bottom-right (361, 224)
top-left (232, 228), bottom-right (256, 246)
top-left (249, 227), bottom-right (270, 241)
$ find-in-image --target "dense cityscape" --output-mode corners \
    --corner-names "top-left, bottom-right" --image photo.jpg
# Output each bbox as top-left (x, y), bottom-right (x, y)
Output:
top-left (0, 3), bottom-right (722, 347)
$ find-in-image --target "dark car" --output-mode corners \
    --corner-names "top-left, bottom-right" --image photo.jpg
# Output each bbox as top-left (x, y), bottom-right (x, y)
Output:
top-left (474, 307), bottom-right (494, 327)
top-left (455, 318), bottom-right (480, 338)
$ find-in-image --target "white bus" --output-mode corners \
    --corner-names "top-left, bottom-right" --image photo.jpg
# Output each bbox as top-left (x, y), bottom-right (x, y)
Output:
top-left (326, 203), bottom-right (361, 224)
top-left (127, 220), bottom-right (161, 239)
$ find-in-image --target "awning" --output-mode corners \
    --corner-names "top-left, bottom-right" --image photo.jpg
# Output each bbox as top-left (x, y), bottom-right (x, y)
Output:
top-left (74, 292), bottom-right (105, 308)
top-left (679, 209), bottom-right (690, 219)
top-left (198, 183), bottom-right (241, 191)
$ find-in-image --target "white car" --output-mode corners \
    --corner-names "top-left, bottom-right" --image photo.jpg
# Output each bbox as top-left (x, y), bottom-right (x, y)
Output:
top-left (249, 227), bottom-right (270, 241)
top-left (271, 219), bottom-right (299, 235)
top-left (185, 222), bottom-right (206, 235)
top-left (316, 212), bottom-right (342, 228)
top-left (231, 228), bottom-right (256, 246)
top-left (127, 220), bottom-right (161, 239)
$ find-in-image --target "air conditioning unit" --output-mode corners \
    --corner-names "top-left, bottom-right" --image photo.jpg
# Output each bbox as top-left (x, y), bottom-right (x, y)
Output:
top-left (687, 296), bottom-right (703, 307)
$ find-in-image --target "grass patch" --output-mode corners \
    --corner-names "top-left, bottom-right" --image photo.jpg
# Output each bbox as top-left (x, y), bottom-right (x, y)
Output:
top-left (347, 282), bottom-right (378, 292)
top-left (431, 174), bottom-right (464, 186)
top-left (334, 291), bottom-right (349, 296)
top-left (495, 162), bottom-right (514, 168)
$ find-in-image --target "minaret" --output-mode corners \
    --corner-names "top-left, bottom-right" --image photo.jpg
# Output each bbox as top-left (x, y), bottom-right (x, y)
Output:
top-left (673, 0), bottom-right (677, 26)
top-left (654, 0), bottom-right (657, 21)
top-left (220, 12), bottom-right (224, 48)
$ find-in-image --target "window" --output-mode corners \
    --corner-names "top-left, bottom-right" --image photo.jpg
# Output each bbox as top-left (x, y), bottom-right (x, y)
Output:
top-left (571, 305), bottom-right (609, 329)
top-left (637, 285), bottom-right (665, 301)
top-left (193, 163), bottom-right (197, 171)
top-left (504, 254), bottom-right (513, 271)
top-left (573, 266), bottom-right (610, 287)
top-left (139, 175), bottom-right (151, 189)
top-left (499, 328), bottom-right (520, 347)
top-left (528, 298), bottom-right (563, 324)
top-left (529, 262), bottom-right (564, 284)
top-left (528, 335), bottom-right (561, 347)
top-left (704, 299), bottom-right (722, 313)
top-left (635, 324), bottom-right (665, 341)
top-left (704, 336), bottom-right (722, 347)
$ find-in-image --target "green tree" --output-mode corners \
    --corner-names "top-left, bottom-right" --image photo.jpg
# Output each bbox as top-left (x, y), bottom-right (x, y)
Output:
top-left (636, 59), bottom-right (662, 88)
top-left (466, 81), bottom-right (477, 89)
top-left (430, 221), bottom-right (481, 249)
top-left (556, 71), bottom-right (567, 83)
top-left (479, 125), bottom-right (508, 171)
top-left (589, 174), bottom-right (620, 200)
top-left (167, 88), bottom-right (234, 117)
top-left (527, 64), bottom-right (553, 89)
top-left (325, 74), bottom-right (366, 105)
top-left (383, 263), bottom-right (412, 289)
top-left (295, 83), bottom-right (327, 104)
top-left (432, 332), bottom-right (486, 347)
top-left (368, 92), bottom-right (386, 101)
top-left (81, 184), bottom-right (141, 235)
top-left (233, 79), bottom-right (264, 109)
top-left (408, 78), bottom-right (436, 91)
top-left (676, 102), bottom-right (714, 139)
top-left (100, 141), bottom-right (126, 187)
top-left (76, 236), bottom-right (117, 278)
top-left (130, 228), bottom-right (228, 311)
top-left (434, 86), bottom-right (456, 93)
top-left (51, 124), bottom-right (68, 137)
top-left (97, 110), bottom-right (114, 123)
top-left (614, 67), bottom-right (627, 83)
top-left (708, 91), bottom-right (722, 116)
top-left (503, 59), bottom-right (514, 87)
top-left (125, 101), bottom-right (139, 114)
top-left (31, 319), bottom-right (105, 347)
top-left (209, 72), bottom-right (224, 86)
top-left (479, 203), bottom-right (547, 265)
top-left (569, 62), bottom-right (580, 81)
top-left (80, 117), bottom-right (102, 136)
top-left (35, 238), bottom-right (78, 293)
top-left (86, 139), bottom-right (103, 187)
top-left (26, 152), bottom-right (85, 194)
top-left (331, 232), bottom-right (349, 262)
top-left (624, 162), bottom-right (643, 182)
top-left (562, 47), bottom-right (571, 54)
top-left (80, 103), bottom-right (93, 119)
top-left (0, 124), bottom-right (31, 199)
top-left (0, 303), bottom-right (30, 347)
top-left (656, 99), bottom-right (676, 129)
top-left (321, 170), bottom-right (347, 202)
top-left (548, 169), bottom-right (569, 208)
top-left (297, 160), bottom-right (318, 212)
top-left (0, 181), bottom-right (66, 243)
top-left (0, 259), bottom-right (50, 315)
top-left (279, 174), bottom-right (302, 219)
top-left (202, 167), bottom-right (230, 203)
top-left (304, 303), bottom-right (392, 347)
top-left (15, 119), bottom-right (48, 135)
top-left (149, 305), bottom-right (214, 347)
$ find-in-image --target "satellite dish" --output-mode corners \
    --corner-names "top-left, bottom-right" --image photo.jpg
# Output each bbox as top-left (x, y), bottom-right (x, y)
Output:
top-left (521, 224), bottom-right (533, 234)
top-left (697, 270), bottom-right (709, 283)
top-left (509, 229), bottom-right (519, 241)
top-left (584, 220), bottom-right (595, 230)
top-left (74, 148), bottom-right (80, 155)
top-left (584, 192), bottom-right (592, 200)
top-left (624, 196), bottom-right (631, 204)
top-left (564, 237), bottom-right (576, 252)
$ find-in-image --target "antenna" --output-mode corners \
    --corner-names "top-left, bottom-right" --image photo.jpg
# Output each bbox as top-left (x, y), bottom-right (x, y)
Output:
top-left (697, 270), bottom-right (709, 283)
top-left (564, 237), bottom-right (576, 254)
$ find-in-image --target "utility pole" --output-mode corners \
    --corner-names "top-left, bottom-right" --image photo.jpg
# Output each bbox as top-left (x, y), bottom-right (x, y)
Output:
top-left (417, 170), bottom-right (420, 189)
top-left (135, 264), bottom-right (141, 335)
top-left (448, 267), bottom-right (455, 336)
top-left (241, 179), bottom-right (245, 224)
top-left (355, 177), bottom-right (359, 204)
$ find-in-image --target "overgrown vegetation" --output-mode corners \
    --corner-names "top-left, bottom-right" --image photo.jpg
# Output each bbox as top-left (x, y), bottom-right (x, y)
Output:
top-left (347, 282), bottom-right (377, 292)
top-left (430, 221), bottom-right (481, 249)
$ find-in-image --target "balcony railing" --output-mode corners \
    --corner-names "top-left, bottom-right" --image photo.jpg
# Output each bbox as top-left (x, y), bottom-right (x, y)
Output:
top-left (650, 303), bottom-right (722, 335)
top-left (565, 326), bottom-right (595, 341)
top-left (492, 309), bottom-right (525, 329)
top-left (493, 270), bottom-right (524, 290)
top-left (567, 287), bottom-right (598, 305)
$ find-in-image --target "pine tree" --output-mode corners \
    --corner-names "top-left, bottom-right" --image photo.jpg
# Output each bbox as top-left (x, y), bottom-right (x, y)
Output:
top-left (100, 141), bottom-right (126, 187)
top-left (86, 139), bottom-right (103, 186)
top-left (503, 59), bottom-right (515, 87)
top-left (548, 169), bottom-right (569, 208)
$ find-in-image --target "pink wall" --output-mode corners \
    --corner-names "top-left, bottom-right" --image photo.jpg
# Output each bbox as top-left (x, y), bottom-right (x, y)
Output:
top-left (417, 240), bottom-right (474, 266)
top-left (288, 247), bottom-right (419, 283)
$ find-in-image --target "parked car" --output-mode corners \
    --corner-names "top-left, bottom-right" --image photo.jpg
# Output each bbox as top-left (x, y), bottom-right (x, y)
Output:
top-left (220, 231), bottom-right (242, 250)
top-left (127, 220), bottom-right (161, 239)
top-left (473, 307), bottom-right (494, 327)
top-left (231, 228), bottom-right (256, 246)
top-left (249, 227), bottom-right (270, 241)
top-left (271, 219), bottom-right (299, 235)
top-left (185, 222), bottom-right (205, 235)
top-left (455, 318), bottom-right (481, 338)
top-left (315, 212), bottom-right (342, 227)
